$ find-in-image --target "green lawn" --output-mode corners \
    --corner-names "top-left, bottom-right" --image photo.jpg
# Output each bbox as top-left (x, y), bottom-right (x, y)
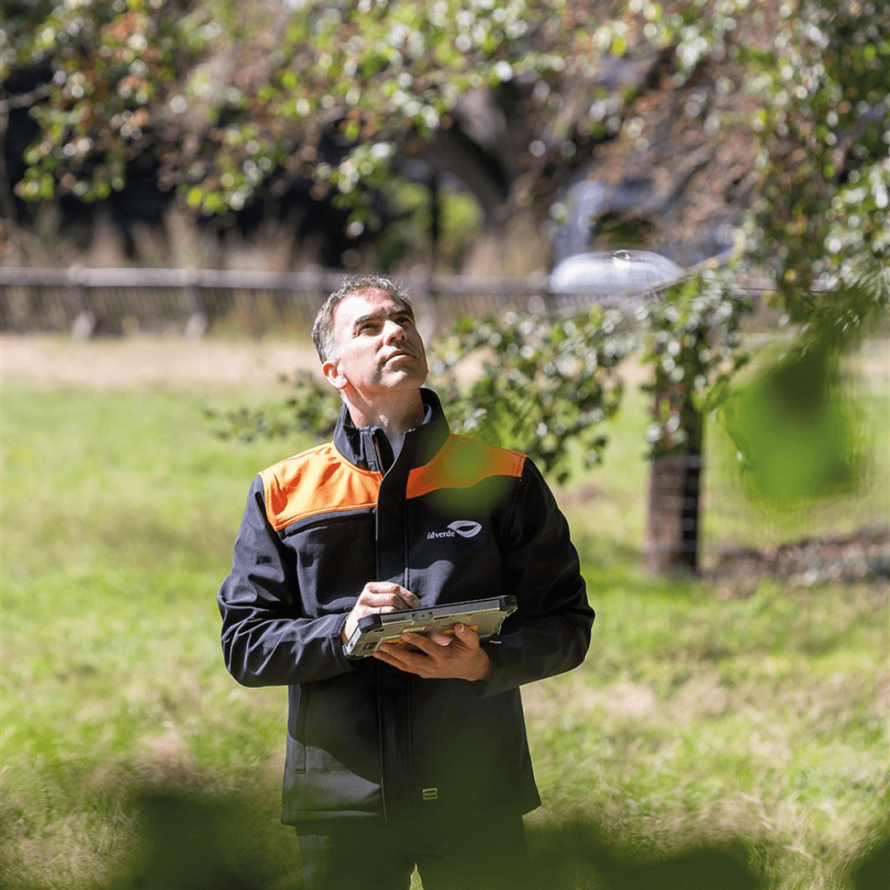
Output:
top-left (1, 356), bottom-right (887, 890)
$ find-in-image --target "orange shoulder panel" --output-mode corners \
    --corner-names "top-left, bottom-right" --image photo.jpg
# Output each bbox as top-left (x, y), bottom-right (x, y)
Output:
top-left (260, 443), bottom-right (381, 531)
top-left (407, 435), bottom-right (526, 500)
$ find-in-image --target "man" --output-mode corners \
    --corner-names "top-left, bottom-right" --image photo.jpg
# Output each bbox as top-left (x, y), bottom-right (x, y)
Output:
top-left (218, 276), bottom-right (594, 890)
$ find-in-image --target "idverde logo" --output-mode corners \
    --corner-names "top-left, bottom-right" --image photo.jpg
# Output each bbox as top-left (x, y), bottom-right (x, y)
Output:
top-left (427, 521), bottom-right (482, 540)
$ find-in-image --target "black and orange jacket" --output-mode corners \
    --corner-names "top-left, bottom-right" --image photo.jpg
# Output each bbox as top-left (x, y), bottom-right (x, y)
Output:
top-left (218, 389), bottom-right (594, 825)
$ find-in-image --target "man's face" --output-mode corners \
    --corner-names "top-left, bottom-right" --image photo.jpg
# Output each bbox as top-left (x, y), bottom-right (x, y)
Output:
top-left (323, 288), bottom-right (428, 402)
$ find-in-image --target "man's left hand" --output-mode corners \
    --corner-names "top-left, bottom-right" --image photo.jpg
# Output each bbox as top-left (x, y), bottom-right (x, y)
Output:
top-left (373, 624), bottom-right (491, 681)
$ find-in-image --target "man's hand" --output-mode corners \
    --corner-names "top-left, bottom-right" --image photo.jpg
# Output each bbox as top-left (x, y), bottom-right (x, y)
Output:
top-left (341, 582), bottom-right (419, 644)
top-left (374, 623), bottom-right (491, 682)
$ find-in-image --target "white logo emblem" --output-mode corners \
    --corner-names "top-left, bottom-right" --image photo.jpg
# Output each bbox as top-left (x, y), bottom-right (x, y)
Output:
top-left (427, 521), bottom-right (482, 540)
top-left (448, 520), bottom-right (482, 538)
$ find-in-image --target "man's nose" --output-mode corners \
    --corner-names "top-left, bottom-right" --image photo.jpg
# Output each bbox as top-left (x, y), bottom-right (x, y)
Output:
top-left (384, 319), bottom-right (408, 343)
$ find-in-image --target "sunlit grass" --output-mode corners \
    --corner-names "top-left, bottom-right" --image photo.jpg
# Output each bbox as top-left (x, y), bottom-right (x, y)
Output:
top-left (1, 350), bottom-right (887, 890)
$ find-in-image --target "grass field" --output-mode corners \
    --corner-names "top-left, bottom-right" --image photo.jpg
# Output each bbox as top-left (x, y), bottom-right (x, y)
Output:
top-left (1, 337), bottom-right (888, 890)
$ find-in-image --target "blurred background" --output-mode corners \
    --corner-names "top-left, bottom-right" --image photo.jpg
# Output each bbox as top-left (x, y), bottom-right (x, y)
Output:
top-left (1, 2), bottom-right (888, 889)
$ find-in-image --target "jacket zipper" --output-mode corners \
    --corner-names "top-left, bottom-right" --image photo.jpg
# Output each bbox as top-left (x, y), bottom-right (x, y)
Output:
top-left (373, 433), bottom-right (385, 474)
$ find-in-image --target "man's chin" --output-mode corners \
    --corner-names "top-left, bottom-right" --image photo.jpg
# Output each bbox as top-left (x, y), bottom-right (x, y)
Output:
top-left (385, 370), bottom-right (425, 386)
top-left (383, 356), bottom-right (427, 378)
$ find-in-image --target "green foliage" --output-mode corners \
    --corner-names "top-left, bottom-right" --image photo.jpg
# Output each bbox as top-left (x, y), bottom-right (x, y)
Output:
top-left (375, 180), bottom-right (485, 271)
top-left (637, 271), bottom-right (753, 458)
top-left (431, 307), bottom-right (632, 483)
top-left (6, 0), bottom-right (888, 272)
top-left (207, 369), bottom-right (341, 446)
top-left (211, 273), bottom-right (751, 485)
top-left (212, 304), bottom-right (632, 485)
top-left (11, 0), bottom-right (207, 204)
top-left (718, 0), bottom-right (889, 512)
top-left (4, 0), bottom-right (571, 218)
top-left (718, 343), bottom-right (866, 510)
top-left (739, 0), bottom-right (890, 339)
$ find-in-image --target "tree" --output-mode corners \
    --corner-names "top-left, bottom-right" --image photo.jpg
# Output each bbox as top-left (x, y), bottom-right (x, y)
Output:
top-left (718, 0), bottom-right (889, 513)
top-left (638, 273), bottom-right (752, 573)
top-left (5, 1), bottom-right (886, 275)
top-left (2, 0), bottom-right (771, 255)
top-left (739, 0), bottom-right (889, 331)
top-left (5, 0), bottom-right (888, 571)
top-left (4, 0), bottom-right (570, 223)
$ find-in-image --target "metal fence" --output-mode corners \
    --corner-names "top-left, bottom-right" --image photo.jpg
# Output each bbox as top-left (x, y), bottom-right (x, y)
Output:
top-left (0, 267), bottom-right (347, 338)
top-left (0, 266), bottom-right (602, 338)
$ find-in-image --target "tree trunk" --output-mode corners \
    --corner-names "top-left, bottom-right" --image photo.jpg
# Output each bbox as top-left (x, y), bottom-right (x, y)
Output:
top-left (643, 402), bottom-right (704, 575)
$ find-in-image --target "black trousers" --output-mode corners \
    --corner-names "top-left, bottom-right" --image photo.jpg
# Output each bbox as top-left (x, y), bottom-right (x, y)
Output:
top-left (295, 809), bottom-right (528, 890)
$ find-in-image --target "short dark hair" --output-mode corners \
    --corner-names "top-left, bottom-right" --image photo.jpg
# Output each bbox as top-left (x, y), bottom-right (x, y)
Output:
top-left (311, 275), bottom-right (415, 363)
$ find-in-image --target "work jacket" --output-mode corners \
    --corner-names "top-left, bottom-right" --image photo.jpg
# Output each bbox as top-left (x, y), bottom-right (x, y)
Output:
top-left (218, 389), bottom-right (594, 825)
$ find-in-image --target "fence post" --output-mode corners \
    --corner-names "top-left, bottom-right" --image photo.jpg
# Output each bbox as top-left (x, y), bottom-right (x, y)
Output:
top-left (70, 273), bottom-right (97, 340)
top-left (185, 278), bottom-right (208, 339)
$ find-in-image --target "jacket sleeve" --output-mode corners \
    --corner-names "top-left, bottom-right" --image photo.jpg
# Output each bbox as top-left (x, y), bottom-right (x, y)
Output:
top-left (217, 475), bottom-right (357, 687)
top-left (480, 458), bottom-right (594, 697)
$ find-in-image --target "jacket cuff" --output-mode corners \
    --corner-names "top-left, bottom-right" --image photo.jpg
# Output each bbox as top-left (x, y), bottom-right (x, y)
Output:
top-left (471, 641), bottom-right (513, 698)
top-left (332, 614), bottom-right (360, 673)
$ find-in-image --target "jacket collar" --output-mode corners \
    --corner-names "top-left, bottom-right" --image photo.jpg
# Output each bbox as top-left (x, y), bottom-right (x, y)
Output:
top-left (333, 388), bottom-right (450, 473)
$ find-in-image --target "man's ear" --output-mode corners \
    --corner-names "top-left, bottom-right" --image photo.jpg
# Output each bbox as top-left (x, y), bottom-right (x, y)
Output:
top-left (322, 357), bottom-right (348, 392)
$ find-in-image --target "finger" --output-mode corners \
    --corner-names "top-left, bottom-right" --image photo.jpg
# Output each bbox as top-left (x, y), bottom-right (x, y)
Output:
top-left (374, 644), bottom-right (422, 673)
top-left (366, 584), bottom-right (419, 611)
top-left (378, 592), bottom-right (417, 613)
top-left (376, 584), bottom-right (418, 610)
top-left (372, 645), bottom-right (398, 666)
top-left (363, 593), bottom-right (402, 613)
top-left (400, 632), bottom-right (439, 654)
top-left (453, 623), bottom-right (480, 647)
top-left (363, 582), bottom-right (397, 602)
top-left (395, 589), bottom-right (420, 609)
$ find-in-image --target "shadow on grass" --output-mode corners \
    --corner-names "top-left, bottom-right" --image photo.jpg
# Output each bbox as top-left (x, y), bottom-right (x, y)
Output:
top-left (3, 786), bottom-right (887, 890)
top-left (523, 820), bottom-right (759, 890)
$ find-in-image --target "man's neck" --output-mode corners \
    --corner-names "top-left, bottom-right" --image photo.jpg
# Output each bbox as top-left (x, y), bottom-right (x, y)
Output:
top-left (344, 390), bottom-right (425, 453)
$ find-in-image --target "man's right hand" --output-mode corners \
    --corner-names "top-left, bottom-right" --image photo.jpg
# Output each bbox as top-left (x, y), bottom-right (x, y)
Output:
top-left (341, 582), bottom-right (420, 644)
